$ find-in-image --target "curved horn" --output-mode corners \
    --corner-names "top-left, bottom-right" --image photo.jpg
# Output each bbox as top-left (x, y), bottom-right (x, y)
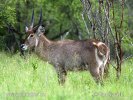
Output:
top-left (25, 20), bottom-right (29, 32)
top-left (30, 9), bottom-right (34, 28)
top-left (38, 8), bottom-right (42, 25)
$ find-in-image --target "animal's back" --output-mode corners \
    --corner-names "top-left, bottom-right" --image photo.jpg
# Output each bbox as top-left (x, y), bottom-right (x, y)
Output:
top-left (48, 39), bottom-right (98, 71)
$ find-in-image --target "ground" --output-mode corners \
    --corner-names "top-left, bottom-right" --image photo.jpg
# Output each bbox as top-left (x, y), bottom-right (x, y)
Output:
top-left (0, 52), bottom-right (133, 100)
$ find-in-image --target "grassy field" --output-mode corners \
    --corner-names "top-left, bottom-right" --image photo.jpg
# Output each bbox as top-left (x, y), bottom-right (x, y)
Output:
top-left (0, 52), bottom-right (133, 100)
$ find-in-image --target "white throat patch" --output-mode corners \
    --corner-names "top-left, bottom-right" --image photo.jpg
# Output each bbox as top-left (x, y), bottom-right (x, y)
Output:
top-left (35, 38), bottom-right (39, 47)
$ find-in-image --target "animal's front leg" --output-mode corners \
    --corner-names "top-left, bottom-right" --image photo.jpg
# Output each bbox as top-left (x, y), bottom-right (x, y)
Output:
top-left (55, 66), bottom-right (67, 85)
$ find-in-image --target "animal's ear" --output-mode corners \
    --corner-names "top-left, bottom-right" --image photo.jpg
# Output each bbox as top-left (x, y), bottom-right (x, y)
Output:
top-left (25, 26), bottom-right (29, 32)
top-left (36, 26), bottom-right (45, 36)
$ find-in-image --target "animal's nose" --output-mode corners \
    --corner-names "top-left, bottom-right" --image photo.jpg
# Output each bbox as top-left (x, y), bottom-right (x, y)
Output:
top-left (20, 44), bottom-right (28, 50)
top-left (20, 44), bottom-right (24, 49)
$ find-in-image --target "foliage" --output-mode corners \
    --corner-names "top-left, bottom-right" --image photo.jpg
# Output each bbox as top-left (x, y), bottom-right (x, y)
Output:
top-left (0, 0), bottom-right (132, 40)
top-left (0, 4), bottom-right (16, 28)
top-left (0, 53), bottom-right (133, 99)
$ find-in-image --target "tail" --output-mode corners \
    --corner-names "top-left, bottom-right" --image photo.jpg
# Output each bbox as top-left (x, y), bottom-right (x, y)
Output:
top-left (92, 41), bottom-right (110, 66)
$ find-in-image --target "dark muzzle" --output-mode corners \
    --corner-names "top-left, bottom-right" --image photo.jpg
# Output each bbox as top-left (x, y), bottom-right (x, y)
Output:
top-left (20, 44), bottom-right (28, 51)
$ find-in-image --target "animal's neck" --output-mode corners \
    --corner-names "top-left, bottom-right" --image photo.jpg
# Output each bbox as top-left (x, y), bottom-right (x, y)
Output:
top-left (39, 34), bottom-right (51, 45)
top-left (35, 34), bottom-right (51, 60)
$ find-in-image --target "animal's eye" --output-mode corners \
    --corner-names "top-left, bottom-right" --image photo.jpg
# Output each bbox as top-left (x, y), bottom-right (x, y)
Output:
top-left (30, 34), bottom-right (34, 37)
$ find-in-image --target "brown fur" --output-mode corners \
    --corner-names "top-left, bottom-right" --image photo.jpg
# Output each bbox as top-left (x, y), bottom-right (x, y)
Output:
top-left (22, 27), bottom-right (110, 85)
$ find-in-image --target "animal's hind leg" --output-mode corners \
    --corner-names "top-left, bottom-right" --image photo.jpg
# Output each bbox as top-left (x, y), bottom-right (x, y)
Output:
top-left (99, 65), bottom-right (104, 81)
top-left (89, 67), bottom-right (101, 84)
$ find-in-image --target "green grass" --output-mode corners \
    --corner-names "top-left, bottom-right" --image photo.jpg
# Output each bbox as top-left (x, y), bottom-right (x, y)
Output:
top-left (0, 52), bottom-right (133, 100)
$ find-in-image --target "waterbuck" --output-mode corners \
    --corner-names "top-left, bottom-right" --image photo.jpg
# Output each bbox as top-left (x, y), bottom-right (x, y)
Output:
top-left (21, 10), bottom-right (110, 84)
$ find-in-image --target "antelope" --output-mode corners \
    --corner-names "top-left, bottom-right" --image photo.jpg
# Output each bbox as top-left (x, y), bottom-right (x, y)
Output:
top-left (21, 10), bottom-right (110, 85)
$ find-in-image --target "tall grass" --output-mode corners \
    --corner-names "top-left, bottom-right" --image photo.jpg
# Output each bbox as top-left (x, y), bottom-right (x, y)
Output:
top-left (0, 52), bottom-right (133, 100)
